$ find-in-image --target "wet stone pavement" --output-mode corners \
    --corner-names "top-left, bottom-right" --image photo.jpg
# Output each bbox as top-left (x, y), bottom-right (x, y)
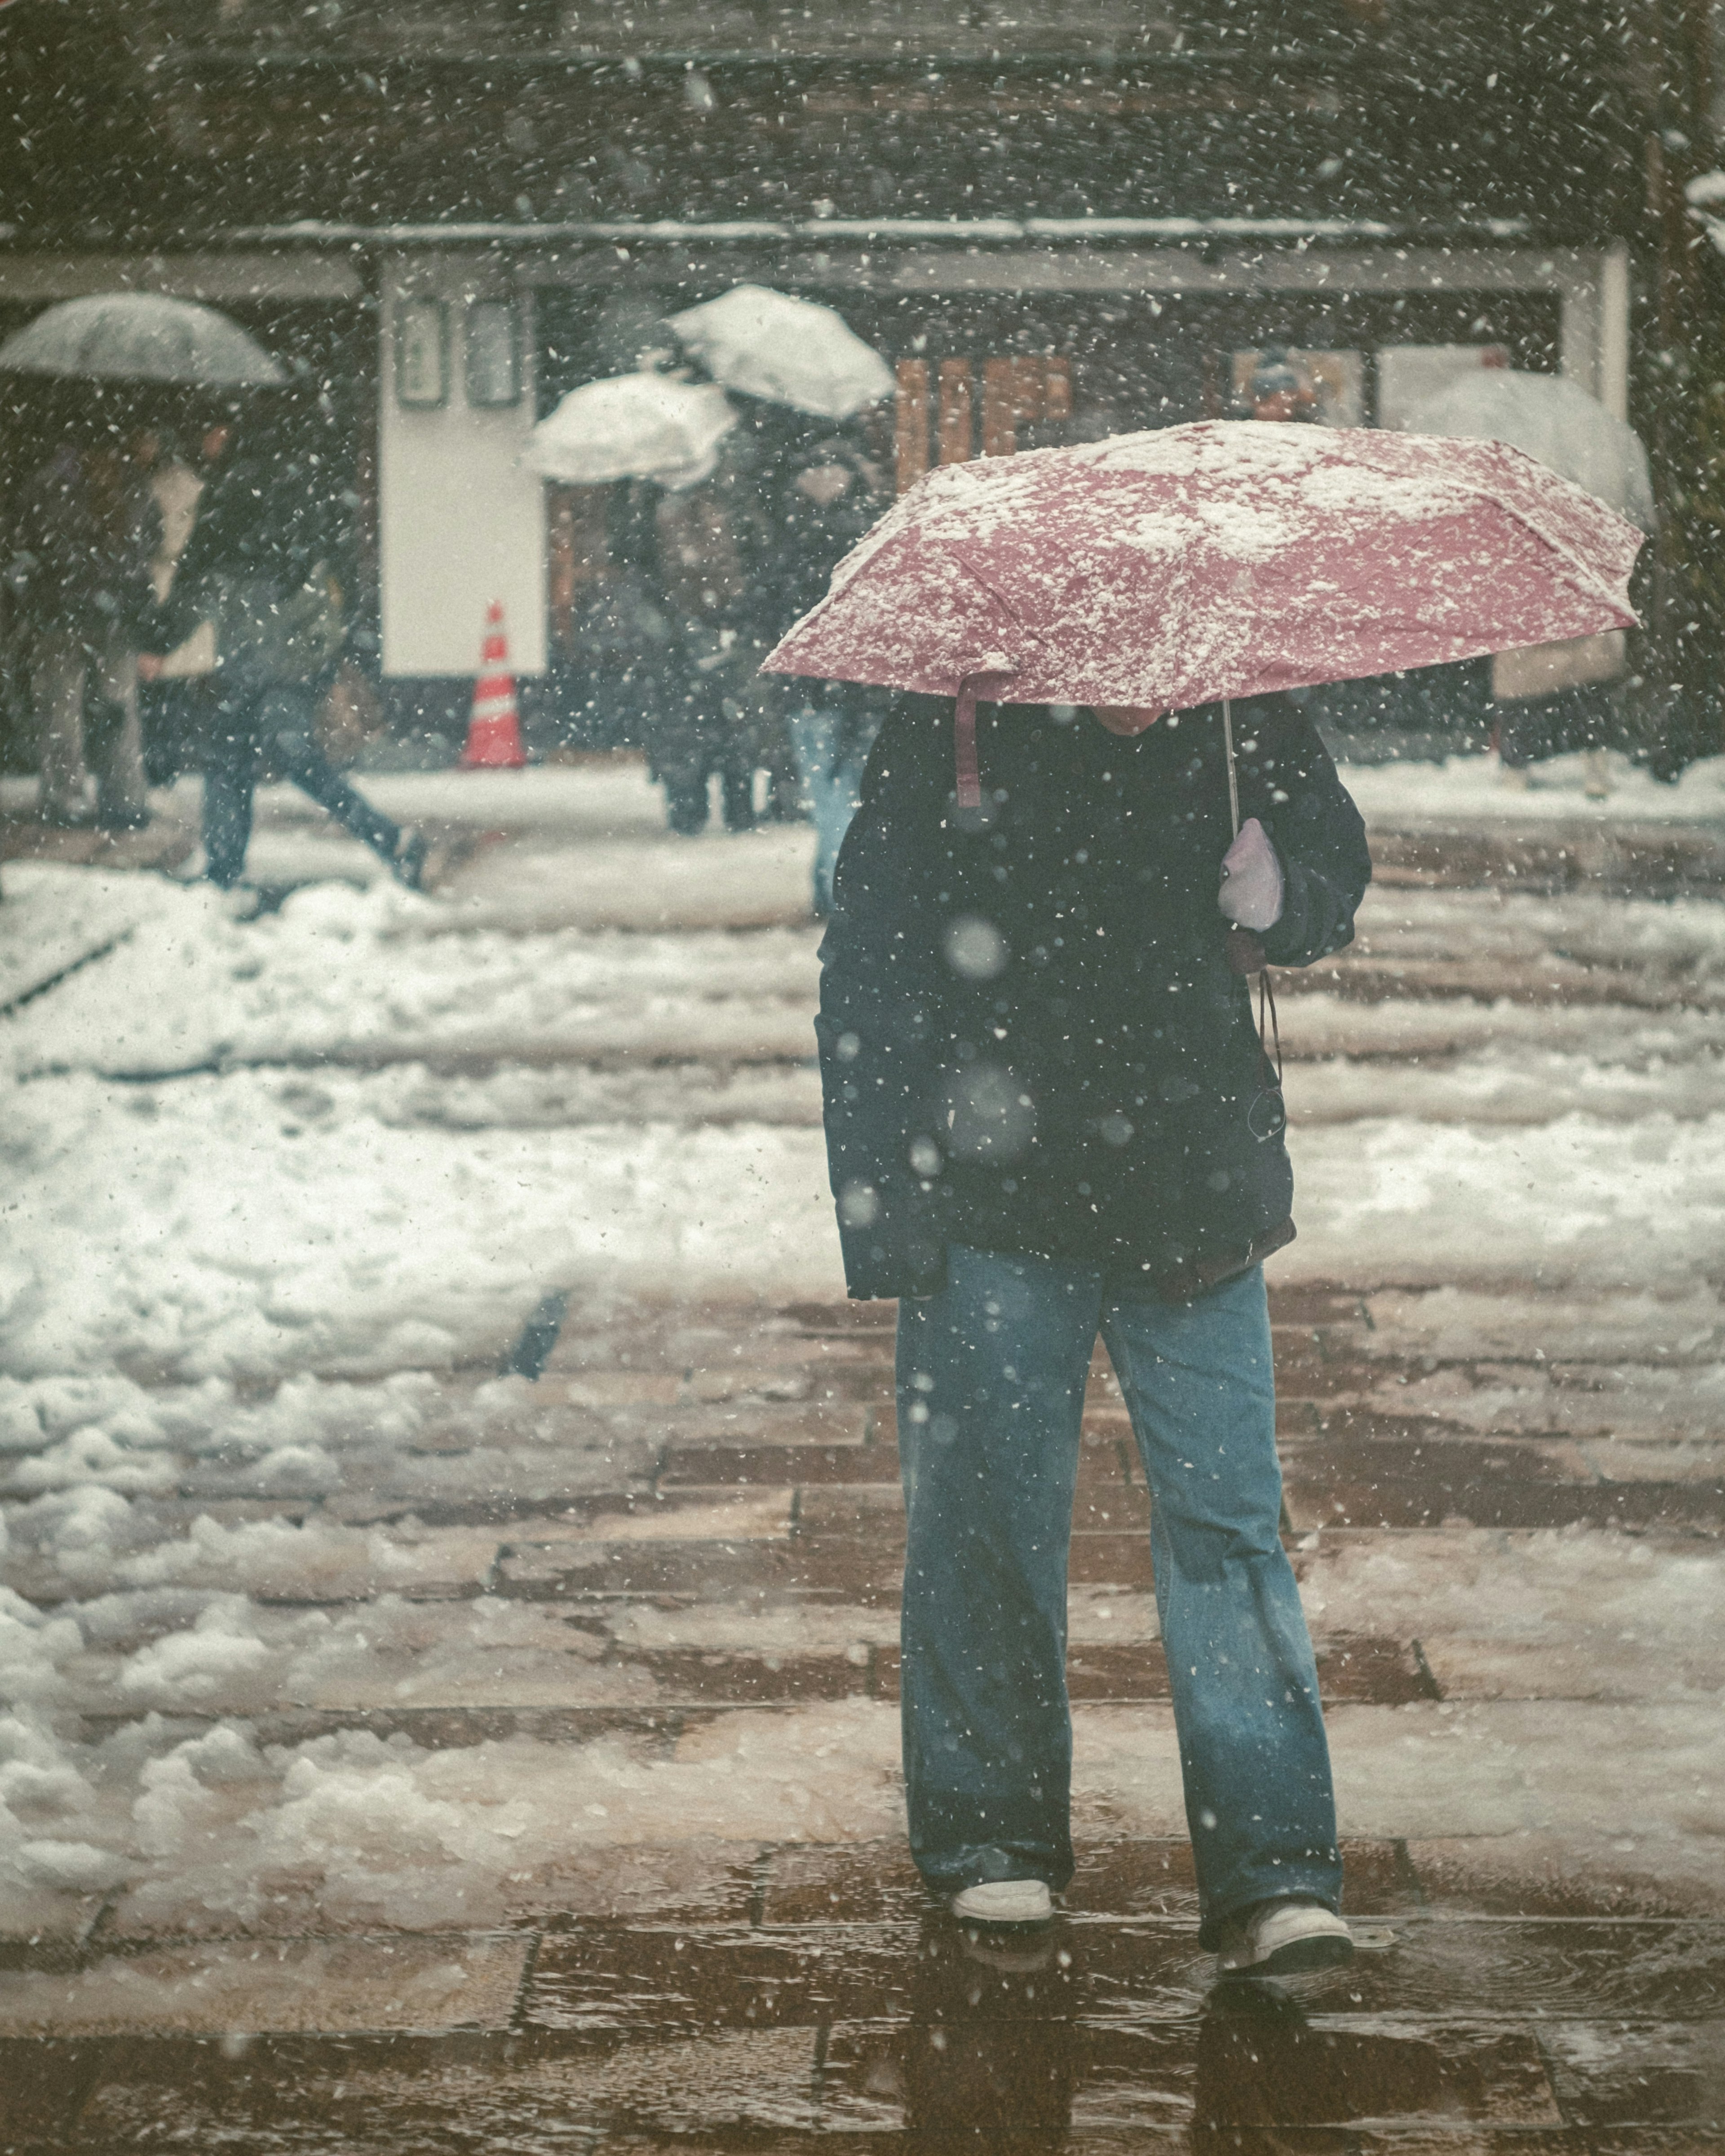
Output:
top-left (4, 763), bottom-right (1725, 2147)
top-left (3, 1290), bottom-right (1724, 2151)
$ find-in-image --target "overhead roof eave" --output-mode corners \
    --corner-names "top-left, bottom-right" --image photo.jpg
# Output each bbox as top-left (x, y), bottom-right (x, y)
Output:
top-left (210, 213), bottom-right (1536, 249)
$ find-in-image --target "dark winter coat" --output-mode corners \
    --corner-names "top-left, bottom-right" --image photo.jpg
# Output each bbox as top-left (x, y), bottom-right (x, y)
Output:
top-left (163, 449), bottom-right (344, 692)
top-left (815, 693), bottom-right (1371, 1301)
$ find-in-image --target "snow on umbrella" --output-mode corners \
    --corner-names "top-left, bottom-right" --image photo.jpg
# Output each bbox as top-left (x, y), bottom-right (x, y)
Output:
top-left (525, 372), bottom-right (736, 490)
top-left (764, 420), bottom-right (1643, 807)
top-left (668, 284), bottom-right (893, 422)
top-left (0, 293), bottom-right (289, 387)
top-left (1398, 369), bottom-right (1655, 533)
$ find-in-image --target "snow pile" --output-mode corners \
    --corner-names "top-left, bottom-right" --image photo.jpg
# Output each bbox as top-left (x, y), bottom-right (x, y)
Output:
top-left (122, 1705), bottom-right (903, 1932)
top-left (1359, 1283), bottom-right (1725, 1365)
top-left (0, 868), bottom-right (183, 1014)
top-left (1341, 748), bottom-right (1725, 825)
top-left (0, 1068), bottom-right (839, 1381)
top-left (1301, 1528), bottom-right (1725, 1662)
top-left (0, 1596), bottom-right (131, 1907)
top-left (1287, 1110), bottom-right (1725, 1291)
top-left (1, 866), bottom-right (822, 1079)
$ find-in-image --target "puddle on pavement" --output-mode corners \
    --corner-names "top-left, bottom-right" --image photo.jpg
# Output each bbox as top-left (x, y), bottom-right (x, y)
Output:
top-left (10, 1916), bottom-right (1725, 2148)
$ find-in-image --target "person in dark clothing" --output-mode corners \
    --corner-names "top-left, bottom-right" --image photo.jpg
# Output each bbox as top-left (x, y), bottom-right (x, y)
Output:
top-left (770, 433), bottom-right (893, 911)
top-left (815, 690), bottom-right (1372, 1973)
top-left (648, 458), bottom-right (773, 835)
top-left (143, 424), bottom-right (424, 892)
top-left (13, 435), bottom-right (159, 829)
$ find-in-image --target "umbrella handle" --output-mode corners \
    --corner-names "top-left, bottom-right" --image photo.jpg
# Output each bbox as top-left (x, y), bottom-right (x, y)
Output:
top-left (1222, 696), bottom-right (1240, 841)
top-left (955, 677), bottom-right (982, 810)
top-left (954, 669), bottom-right (1017, 812)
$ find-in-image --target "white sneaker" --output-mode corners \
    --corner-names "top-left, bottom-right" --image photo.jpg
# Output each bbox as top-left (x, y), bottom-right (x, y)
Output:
top-left (950, 1878), bottom-right (1053, 1927)
top-left (1216, 1897), bottom-right (1353, 1976)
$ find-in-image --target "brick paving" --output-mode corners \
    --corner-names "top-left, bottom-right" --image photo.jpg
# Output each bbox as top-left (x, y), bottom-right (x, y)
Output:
top-left (2, 1283), bottom-right (1723, 2148)
top-left (3, 777), bottom-right (1725, 2147)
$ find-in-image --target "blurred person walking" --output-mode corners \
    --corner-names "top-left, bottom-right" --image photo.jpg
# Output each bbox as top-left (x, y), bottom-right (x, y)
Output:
top-left (12, 430), bottom-right (158, 829)
top-left (649, 478), bottom-right (763, 834)
top-left (143, 421), bottom-right (425, 891)
top-left (772, 431), bottom-right (891, 914)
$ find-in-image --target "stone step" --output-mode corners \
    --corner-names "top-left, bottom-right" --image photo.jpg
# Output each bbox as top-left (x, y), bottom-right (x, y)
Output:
top-left (494, 1530), bottom-right (1210, 1599)
top-left (1369, 822), bottom-right (1725, 895)
top-left (658, 1438), bottom-right (1130, 1488)
top-left (1282, 1441), bottom-right (1725, 1532)
top-left (72, 1630), bottom-right (1430, 1745)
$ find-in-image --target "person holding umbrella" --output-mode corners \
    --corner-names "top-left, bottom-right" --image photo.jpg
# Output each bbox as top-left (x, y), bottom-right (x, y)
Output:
top-left (770, 420), bottom-right (1643, 1970)
top-left (821, 688), bottom-right (1368, 1972)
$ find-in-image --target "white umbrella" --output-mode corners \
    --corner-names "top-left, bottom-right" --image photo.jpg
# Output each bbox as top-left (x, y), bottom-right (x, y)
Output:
top-left (0, 293), bottom-right (288, 387)
top-left (525, 373), bottom-right (736, 490)
top-left (1399, 370), bottom-right (1655, 532)
top-left (668, 285), bottom-right (893, 422)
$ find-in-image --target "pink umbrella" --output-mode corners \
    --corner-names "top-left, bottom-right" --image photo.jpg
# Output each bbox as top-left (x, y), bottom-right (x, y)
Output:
top-left (763, 420), bottom-right (1643, 811)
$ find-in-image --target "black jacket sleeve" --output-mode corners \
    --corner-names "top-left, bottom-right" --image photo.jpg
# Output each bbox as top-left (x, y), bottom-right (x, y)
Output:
top-left (1244, 701), bottom-right (1373, 969)
top-left (814, 706), bottom-right (954, 1301)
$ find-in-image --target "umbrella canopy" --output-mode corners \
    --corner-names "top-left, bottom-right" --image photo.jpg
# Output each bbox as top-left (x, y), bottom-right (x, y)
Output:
top-left (765, 421), bottom-right (1641, 802)
top-left (525, 372), bottom-right (736, 490)
top-left (668, 285), bottom-right (893, 421)
top-left (0, 293), bottom-right (288, 387)
top-left (1399, 369), bottom-right (1655, 533)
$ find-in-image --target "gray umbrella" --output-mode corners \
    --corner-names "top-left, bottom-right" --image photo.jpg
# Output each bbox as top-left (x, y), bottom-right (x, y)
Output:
top-left (0, 293), bottom-right (289, 387)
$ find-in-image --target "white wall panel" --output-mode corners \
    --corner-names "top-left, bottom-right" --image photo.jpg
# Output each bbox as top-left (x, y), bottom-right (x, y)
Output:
top-left (379, 254), bottom-right (545, 678)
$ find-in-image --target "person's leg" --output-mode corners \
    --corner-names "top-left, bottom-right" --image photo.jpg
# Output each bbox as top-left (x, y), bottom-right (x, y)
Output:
top-left (789, 706), bottom-right (840, 911)
top-left (661, 764), bottom-right (710, 834)
top-left (1100, 1268), bottom-right (1341, 1948)
top-left (202, 690), bottom-right (261, 888)
top-left (821, 747), bottom-right (872, 901)
top-left (756, 704), bottom-right (801, 823)
top-left (718, 693), bottom-right (758, 832)
top-left (32, 634), bottom-right (93, 823)
top-left (897, 1245), bottom-right (1102, 1895)
top-left (262, 688), bottom-right (402, 864)
top-left (719, 755), bottom-right (757, 832)
top-left (86, 639), bottom-right (149, 828)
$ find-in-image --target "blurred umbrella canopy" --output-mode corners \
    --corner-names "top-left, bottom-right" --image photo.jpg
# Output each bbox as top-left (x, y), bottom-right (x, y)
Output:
top-left (0, 294), bottom-right (289, 389)
top-left (669, 286), bottom-right (894, 422)
top-left (526, 372), bottom-right (738, 490)
top-left (1401, 370), bottom-right (1656, 534)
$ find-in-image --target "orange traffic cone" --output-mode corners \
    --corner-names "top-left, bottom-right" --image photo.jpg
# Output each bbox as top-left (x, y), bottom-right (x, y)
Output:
top-left (460, 600), bottom-right (526, 768)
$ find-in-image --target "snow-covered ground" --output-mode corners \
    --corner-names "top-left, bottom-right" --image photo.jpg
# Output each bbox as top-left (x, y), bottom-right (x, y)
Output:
top-left (1342, 746), bottom-right (1725, 826)
top-left (3, 752), bottom-right (1724, 1948)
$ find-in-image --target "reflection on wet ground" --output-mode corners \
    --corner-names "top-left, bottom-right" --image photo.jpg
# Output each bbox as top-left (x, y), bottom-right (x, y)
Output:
top-left (7, 1902), bottom-right (1725, 2149)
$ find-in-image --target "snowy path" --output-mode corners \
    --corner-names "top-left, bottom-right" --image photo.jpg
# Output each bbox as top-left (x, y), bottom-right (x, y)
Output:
top-left (2, 752), bottom-right (1724, 2142)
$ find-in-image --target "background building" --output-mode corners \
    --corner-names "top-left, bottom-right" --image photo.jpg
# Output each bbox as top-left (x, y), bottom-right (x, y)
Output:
top-left (0, 0), bottom-right (1716, 761)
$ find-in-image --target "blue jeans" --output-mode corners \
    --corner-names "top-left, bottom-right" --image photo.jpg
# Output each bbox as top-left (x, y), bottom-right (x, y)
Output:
top-left (203, 683), bottom-right (400, 890)
top-left (897, 1246), bottom-right (1341, 1945)
top-left (790, 705), bottom-right (870, 915)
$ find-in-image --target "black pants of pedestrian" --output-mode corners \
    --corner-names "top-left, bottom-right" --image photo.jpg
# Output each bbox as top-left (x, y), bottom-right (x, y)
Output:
top-left (662, 757), bottom-right (757, 836)
top-left (204, 683), bottom-right (400, 890)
